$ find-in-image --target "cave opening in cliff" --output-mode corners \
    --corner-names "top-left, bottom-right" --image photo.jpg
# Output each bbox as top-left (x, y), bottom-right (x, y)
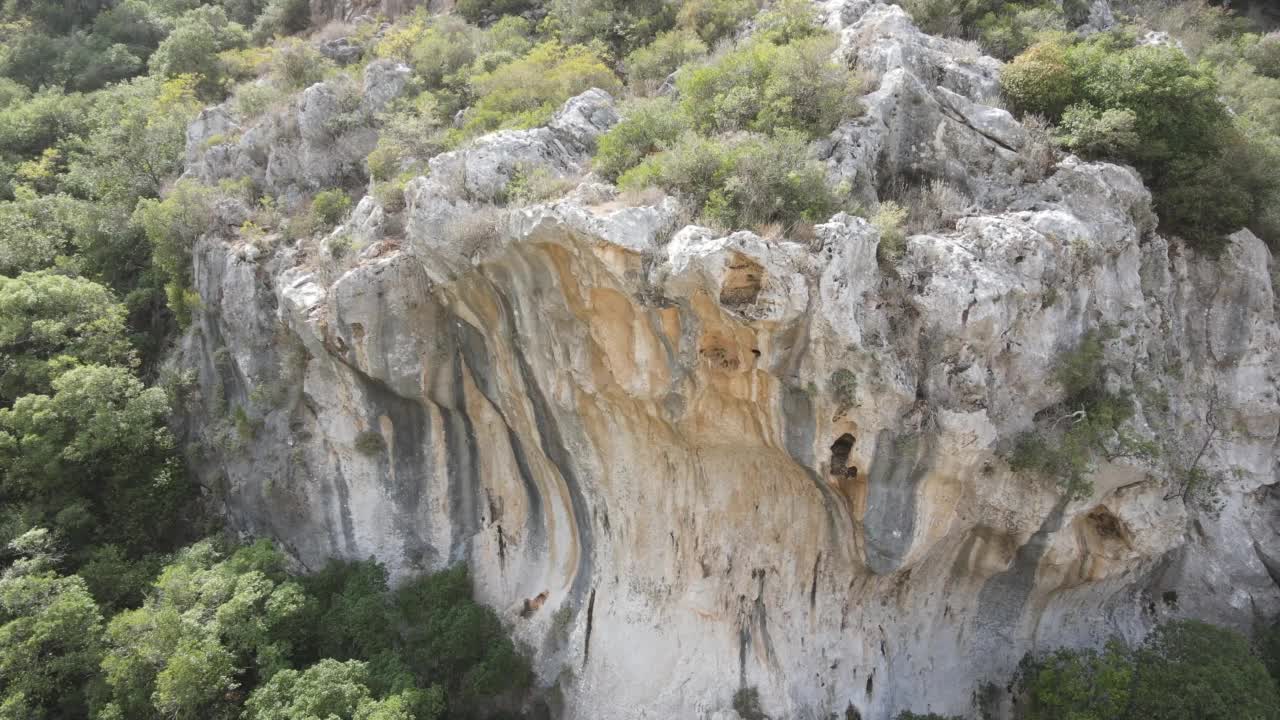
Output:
top-left (830, 434), bottom-right (857, 478)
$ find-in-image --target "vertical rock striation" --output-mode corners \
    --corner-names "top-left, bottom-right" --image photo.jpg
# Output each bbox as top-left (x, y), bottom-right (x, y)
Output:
top-left (179, 3), bottom-right (1280, 717)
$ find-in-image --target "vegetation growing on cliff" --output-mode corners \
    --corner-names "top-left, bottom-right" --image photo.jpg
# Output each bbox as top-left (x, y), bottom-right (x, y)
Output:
top-left (1018, 621), bottom-right (1280, 719)
top-left (2, 0), bottom-right (1280, 718)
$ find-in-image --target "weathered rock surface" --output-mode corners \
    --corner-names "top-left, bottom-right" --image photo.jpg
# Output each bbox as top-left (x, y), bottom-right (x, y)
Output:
top-left (179, 3), bottom-right (1280, 719)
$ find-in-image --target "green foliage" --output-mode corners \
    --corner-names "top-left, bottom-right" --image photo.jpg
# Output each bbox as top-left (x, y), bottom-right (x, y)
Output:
top-left (623, 29), bottom-right (707, 92)
top-left (147, 6), bottom-right (249, 97)
top-left (545, 0), bottom-right (677, 57)
top-left (354, 431), bottom-right (386, 456)
top-left (620, 129), bottom-right (836, 230)
top-left (732, 686), bottom-right (765, 720)
top-left (367, 94), bottom-right (446, 182)
top-left (464, 40), bottom-right (620, 135)
top-left (0, 364), bottom-right (191, 554)
top-left (1007, 332), bottom-right (1143, 499)
top-left (1247, 33), bottom-right (1280, 79)
top-left (250, 0), bottom-right (310, 44)
top-left (829, 369), bottom-right (858, 412)
top-left (271, 38), bottom-right (334, 90)
top-left (64, 74), bottom-right (202, 204)
top-left (0, 271), bottom-right (134, 402)
top-left (455, 0), bottom-right (540, 25)
top-left (677, 35), bottom-right (860, 138)
top-left (1054, 102), bottom-right (1139, 157)
top-left (752, 0), bottom-right (822, 45)
top-left (244, 659), bottom-right (435, 720)
top-left (675, 0), bottom-right (759, 45)
top-left (310, 189), bottom-right (354, 229)
top-left (75, 544), bottom-right (161, 611)
top-left (1001, 38), bottom-right (1075, 118)
top-left (99, 540), bottom-right (307, 719)
top-left (0, 561), bottom-right (104, 719)
top-left (133, 178), bottom-right (213, 292)
top-left (1021, 639), bottom-right (1134, 720)
top-left (1023, 622), bottom-right (1280, 720)
top-left (0, 88), bottom-right (92, 168)
top-left (1003, 32), bottom-right (1280, 248)
top-left (1129, 621), bottom-right (1280, 719)
top-left (593, 96), bottom-right (688, 181)
top-left (0, 191), bottom-right (81, 274)
top-left (872, 201), bottom-right (909, 265)
top-left (1260, 616), bottom-right (1280, 688)
top-left (394, 565), bottom-right (531, 704)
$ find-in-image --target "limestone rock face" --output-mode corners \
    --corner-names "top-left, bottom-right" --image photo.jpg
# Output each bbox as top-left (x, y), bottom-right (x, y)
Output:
top-left (179, 3), bottom-right (1280, 719)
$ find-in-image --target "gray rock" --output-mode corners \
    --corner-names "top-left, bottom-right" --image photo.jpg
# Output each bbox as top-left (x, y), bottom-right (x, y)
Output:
top-left (361, 59), bottom-right (411, 112)
top-left (176, 4), bottom-right (1280, 720)
top-left (319, 36), bottom-right (364, 66)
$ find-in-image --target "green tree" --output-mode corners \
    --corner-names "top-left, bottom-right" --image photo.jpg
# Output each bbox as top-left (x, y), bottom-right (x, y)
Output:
top-left (0, 364), bottom-right (188, 553)
top-left (1128, 620), bottom-right (1280, 720)
top-left (0, 271), bottom-right (134, 403)
top-left (545, 0), bottom-right (677, 57)
top-left (99, 540), bottom-right (308, 720)
top-left (1021, 639), bottom-right (1134, 720)
top-left (243, 659), bottom-right (440, 720)
top-left (0, 537), bottom-right (105, 718)
top-left (147, 5), bottom-right (248, 97)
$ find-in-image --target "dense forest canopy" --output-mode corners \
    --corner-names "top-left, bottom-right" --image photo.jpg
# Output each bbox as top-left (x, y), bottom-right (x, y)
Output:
top-left (1, 0), bottom-right (1280, 717)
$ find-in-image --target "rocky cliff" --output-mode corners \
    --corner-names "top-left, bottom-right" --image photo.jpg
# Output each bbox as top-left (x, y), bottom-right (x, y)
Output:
top-left (177, 2), bottom-right (1280, 718)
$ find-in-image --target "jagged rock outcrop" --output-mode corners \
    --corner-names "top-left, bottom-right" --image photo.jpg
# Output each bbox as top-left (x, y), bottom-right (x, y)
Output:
top-left (178, 2), bottom-right (1280, 718)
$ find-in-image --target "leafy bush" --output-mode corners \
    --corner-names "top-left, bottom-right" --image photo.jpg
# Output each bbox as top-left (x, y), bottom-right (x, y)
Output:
top-left (1002, 32), bottom-right (1278, 248)
top-left (271, 38), bottom-right (334, 90)
top-left (0, 88), bottom-right (92, 163)
top-left (1000, 38), bottom-right (1075, 118)
top-left (250, 0), bottom-right (310, 44)
top-left (0, 272), bottom-right (134, 402)
top-left (1054, 102), bottom-right (1139, 157)
top-left (1022, 621), bottom-right (1280, 720)
top-left (1006, 332), bottom-right (1152, 498)
top-left (624, 29), bottom-right (707, 92)
top-left (677, 36), bottom-right (860, 138)
top-left (594, 96), bottom-right (689, 181)
top-left (0, 565), bottom-right (104, 719)
top-left (463, 41), bottom-right (620, 135)
top-left (0, 364), bottom-right (192, 555)
top-left (455, 0), bottom-right (541, 24)
top-left (1247, 32), bottom-right (1280, 79)
top-left (752, 0), bottom-right (823, 45)
top-left (1129, 621), bottom-right (1280, 719)
top-left (873, 201), bottom-right (909, 265)
top-left (367, 93), bottom-right (447, 182)
top-left (245, 659), bottom-right (439, 720)
top-left (975, 2), bottom-right (1065, 59)
top-left (620, 129), bottom-right (836, 230)
top-left (545, 0), bottom-right (677, 57)
top-left (0, 191), bottom-right (81, 275)
top-left (354, 430), bottom-right (386, 455)
top-left (98, 540), bottom-right (307, 719)
top-left (147, 6), bottom-right (249, 97)
top-left (132, 179), bottom-right (214, 299)
top-left (1020, 639), bottom-right (1134, 720)
top-left (310, 189), bottom-right (354, 229)
top-left (676, 0), bottom-right (760, 45)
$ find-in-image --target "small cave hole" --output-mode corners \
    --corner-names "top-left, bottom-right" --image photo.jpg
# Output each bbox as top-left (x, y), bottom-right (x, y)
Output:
top-left (865, 671), bottom-right (874, 697)
top-left (1162, 590), bottom-right (1179, 606)
top-left (830, 434), bottom-right (856, 478)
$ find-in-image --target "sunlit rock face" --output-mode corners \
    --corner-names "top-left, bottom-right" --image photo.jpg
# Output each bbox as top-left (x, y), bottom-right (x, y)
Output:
top-left (179, 2), bottom-right (1280, 718)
